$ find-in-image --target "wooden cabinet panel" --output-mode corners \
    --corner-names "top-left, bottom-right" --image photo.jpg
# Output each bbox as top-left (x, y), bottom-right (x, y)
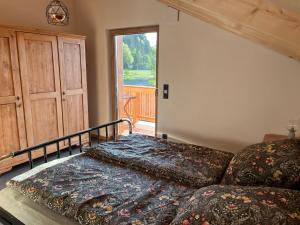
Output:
top-left (0, 29), bottom-right (27, 174)
top-left (0, 37), bottom-right (14, 97)
top-left (58, 37), bottom-right (89, 143)
top-left (65, 95), bottom-right (84, 134)
top-left (25, 40), bottom-right (56, 94)
top-left (0, 104), bottom-right (20, 153)
top-left (63, 42), bottom-right (83, 90)
top-left (31, 99), bottom-right (60, 144)
top-left (17, 32), bottom-right (64, 148)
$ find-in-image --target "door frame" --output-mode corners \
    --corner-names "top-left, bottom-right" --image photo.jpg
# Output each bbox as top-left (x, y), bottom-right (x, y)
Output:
top-left (109, 25), bottom-right (159, 136)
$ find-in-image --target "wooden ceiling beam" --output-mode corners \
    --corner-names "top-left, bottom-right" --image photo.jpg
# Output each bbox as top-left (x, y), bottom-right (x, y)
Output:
top-left (158, 0), bottom-right (300, 61)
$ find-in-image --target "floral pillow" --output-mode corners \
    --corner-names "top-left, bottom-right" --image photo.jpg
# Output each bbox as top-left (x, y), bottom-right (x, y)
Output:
top-left (171, 185), bottom-right (300, 225)
top-left (222, 139), bottom-right (300, 190)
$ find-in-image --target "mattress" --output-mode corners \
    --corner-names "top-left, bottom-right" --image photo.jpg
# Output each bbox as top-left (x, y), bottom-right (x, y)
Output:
top-left (0, 188), bottom-right (79, 225)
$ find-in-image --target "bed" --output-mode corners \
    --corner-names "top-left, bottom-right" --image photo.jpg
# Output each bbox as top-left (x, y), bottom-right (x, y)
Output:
top-left (0, 119), bottom-right (299, 225)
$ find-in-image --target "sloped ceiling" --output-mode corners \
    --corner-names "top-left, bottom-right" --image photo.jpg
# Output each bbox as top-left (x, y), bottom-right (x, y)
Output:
top-left (158, 0), bottom-right (300, 62)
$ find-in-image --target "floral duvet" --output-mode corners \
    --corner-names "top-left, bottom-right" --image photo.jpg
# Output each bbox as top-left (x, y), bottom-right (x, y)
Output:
top-left (6, 135), bottom-right (300, 225)
top-left (8, 154), bottom-right (196, 225)
top-left (85, 134), bottom-right (234, 188)
top-left (171, 185), bottom-right (300, 225)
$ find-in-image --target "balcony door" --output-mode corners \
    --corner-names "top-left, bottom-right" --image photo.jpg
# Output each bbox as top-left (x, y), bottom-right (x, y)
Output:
top-left (110, 26), bottom-right (159, 136)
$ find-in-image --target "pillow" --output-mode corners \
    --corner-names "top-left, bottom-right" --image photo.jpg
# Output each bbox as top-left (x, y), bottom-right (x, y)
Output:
top-left (222, 139), bottom-right (300, 190)
top-left (171, 185), bottom-right (300, 225)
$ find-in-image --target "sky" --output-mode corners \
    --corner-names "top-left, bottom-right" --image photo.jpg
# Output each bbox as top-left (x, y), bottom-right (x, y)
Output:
top-left (145, 32), bottom-right (157, 47)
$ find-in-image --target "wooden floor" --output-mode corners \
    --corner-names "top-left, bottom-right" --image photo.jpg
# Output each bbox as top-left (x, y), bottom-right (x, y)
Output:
top-left (122, 120), bottom-right (155, 136)
top-left (134, 121), bottom-right (155, 136)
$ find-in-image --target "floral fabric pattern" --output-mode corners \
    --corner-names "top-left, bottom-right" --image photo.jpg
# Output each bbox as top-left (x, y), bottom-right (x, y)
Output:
top-left (171, 185), bottom-right (300, 225)
top-left (7, 135), bottom-right (300, 224)
top-left (222, 139), bottom-right (300, 190)
top-left (85, 134), bottom-right (234, 188)
top-left (7, 154), bottom-right (196, 225)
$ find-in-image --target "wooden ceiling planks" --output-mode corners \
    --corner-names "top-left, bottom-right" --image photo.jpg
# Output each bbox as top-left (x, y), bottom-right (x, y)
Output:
top-left (158, 0), bottom-right (300, 61)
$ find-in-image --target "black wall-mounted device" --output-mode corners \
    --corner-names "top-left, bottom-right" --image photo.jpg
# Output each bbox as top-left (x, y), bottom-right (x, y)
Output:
top-left (162, 134), bottom-right (168, 140)
top-left (163, 84), bottom-right (169, 99)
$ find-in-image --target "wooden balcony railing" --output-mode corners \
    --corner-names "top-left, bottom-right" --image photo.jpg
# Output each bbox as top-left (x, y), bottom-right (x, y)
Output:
top-left (119, 85), bottom-right (156, 124)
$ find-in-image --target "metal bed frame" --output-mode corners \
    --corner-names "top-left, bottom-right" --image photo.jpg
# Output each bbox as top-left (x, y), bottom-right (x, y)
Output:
top-left (0, 119), bottom-right (132, 170)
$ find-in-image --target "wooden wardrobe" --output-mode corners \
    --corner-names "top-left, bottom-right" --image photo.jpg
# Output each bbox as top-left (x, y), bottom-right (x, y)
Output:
top-left (0, 26), bottom-right (89, 174)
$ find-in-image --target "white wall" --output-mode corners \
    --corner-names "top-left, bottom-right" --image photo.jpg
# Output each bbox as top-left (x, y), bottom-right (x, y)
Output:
top-left (74, 0), bottom-right (300, 153)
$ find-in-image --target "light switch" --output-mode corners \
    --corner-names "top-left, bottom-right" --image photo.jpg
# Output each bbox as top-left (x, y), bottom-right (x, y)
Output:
top-left (163, 84), bottom-right (169, 99)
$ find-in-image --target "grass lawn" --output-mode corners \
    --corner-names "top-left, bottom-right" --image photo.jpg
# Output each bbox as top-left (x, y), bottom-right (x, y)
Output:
top-left (123, 69), bottom-right (156, 87)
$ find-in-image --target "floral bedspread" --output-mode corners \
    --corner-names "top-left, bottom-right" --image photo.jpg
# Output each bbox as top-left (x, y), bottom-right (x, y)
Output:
top-left (85, 134), bottom-right (234, 188)
top-left (6, 135), bottom-right (300, 225)
top-left (222, 139), bottom-right (300, 190)
top-left (171, 185), bottom-right (300, 225)
top-left (7, 154), bottom-right (196, 225)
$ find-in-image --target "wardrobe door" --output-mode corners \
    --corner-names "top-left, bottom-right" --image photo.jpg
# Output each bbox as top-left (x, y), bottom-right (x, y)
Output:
top-left (17, 32), bottom-right (64, 154)
top-left (58, 37), bottom-right (89, 143)
top-left (0, 29), bottom-right (27, 173)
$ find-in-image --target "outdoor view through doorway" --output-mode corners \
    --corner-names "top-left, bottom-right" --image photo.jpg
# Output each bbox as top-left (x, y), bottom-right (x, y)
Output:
top-left (114, 29), bottom-right (158, 136)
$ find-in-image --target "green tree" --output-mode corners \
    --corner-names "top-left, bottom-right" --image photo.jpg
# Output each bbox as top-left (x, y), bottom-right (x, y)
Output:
top-left (149, 47), bottom-right (156, 71)
top-left (123, 34), bottom-right (153, 70)
top-left (123, 43), bottom-right (134, 69)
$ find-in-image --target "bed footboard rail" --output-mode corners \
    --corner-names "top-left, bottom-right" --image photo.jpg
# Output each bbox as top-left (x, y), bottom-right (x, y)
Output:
top-left (0, 119), bottom-right (132, 169)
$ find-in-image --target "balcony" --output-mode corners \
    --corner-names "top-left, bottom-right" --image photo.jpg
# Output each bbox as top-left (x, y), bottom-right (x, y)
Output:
top-left (119, 85), bottom-right (156, 136)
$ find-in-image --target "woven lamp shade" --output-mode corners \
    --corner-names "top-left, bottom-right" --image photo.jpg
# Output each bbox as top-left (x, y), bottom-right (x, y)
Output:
top-left (46, 0), bottom-right (69, 26)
